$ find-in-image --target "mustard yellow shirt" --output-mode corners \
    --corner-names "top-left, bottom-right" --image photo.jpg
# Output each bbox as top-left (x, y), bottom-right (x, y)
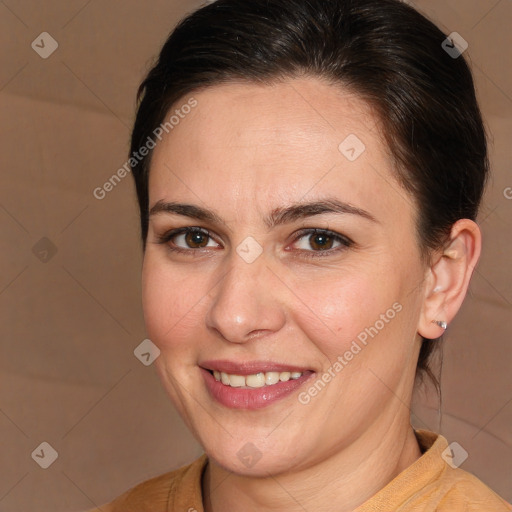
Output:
top-left (90, 430), bottom-right (511, 511)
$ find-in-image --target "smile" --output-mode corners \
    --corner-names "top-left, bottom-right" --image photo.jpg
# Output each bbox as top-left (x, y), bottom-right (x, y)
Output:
top-left (200, 362), bottom-right (315, 409)
top-left (212, 370), bottom-right (303, 388)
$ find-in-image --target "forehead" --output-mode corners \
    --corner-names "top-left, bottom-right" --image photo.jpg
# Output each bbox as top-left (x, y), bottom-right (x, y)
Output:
top-left (148, 77), bottom-right (413, 226)
top-left (156, 78), bottom-right (381, 158)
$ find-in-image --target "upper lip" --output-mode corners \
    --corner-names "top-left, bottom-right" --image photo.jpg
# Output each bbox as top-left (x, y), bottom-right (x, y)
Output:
top-left (200, 359), bottom-right (313, 375)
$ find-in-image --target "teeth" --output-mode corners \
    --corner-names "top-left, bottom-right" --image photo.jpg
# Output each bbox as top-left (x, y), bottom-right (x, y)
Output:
top-left (246, 373), bottom-right (265, 388)
top-left (212, 370), bottom-right (304, 388)
top-left (265, 372), bottom-right (280, 385)
top-left (229, 374), bottom-right (246, 388)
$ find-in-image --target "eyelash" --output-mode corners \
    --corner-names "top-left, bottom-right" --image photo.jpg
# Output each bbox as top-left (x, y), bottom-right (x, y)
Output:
top-left (155, 227), bottom-right (354, 259)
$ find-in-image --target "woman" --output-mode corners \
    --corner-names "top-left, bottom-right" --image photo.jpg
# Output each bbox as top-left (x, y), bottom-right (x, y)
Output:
top-left (90, 0), bottom-right (511, 510)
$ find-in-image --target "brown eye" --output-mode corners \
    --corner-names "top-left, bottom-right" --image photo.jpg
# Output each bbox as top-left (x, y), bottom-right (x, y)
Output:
top-left (185, 229), bottom-right (210, 248)
top-left (291, 228), bottom-right (353, 256)
top-left (308, 232), bottom-right (334, 251)
top-left (156, 227), bottom-right (220, 251)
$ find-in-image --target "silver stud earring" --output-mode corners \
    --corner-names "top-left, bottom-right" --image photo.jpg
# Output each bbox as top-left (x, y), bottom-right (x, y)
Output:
top-left (431, 320), bottom-right (447, 330)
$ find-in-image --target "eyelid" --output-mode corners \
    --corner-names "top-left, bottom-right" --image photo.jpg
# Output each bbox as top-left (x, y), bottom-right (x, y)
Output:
top-left (155, 226), bottom-right (353, 256)
top-left (155, 226), bottom-right (222, 249)
top-left (287, 228), bottom-right (354, 256)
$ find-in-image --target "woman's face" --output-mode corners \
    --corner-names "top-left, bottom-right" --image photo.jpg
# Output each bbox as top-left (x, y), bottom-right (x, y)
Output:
top-left (142, 77), bottom-right (428, 475)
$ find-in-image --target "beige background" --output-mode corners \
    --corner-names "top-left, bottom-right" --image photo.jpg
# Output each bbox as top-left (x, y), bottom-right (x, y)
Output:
top-left (0, 0), bottom-right (510, 510)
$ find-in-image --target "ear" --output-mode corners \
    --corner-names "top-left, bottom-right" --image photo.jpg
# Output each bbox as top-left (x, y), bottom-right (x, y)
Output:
top-left (418, 219), bottom-right (482, 339)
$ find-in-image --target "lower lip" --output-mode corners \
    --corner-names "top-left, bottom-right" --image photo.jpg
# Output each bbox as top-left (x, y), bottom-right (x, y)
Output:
top-left (201, 368), bottom-right (315, 410)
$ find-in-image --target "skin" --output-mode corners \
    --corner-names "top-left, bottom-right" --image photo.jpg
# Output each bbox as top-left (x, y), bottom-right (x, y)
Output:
top-left (141, 77), bottom-right (481, 512)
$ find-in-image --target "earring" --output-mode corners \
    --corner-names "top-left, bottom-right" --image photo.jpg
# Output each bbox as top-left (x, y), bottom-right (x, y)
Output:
top-left (431, 320), bottom-right (447, 330)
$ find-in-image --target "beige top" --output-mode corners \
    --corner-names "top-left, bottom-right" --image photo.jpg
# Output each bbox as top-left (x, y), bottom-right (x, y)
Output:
top-left (89, 430), bottom-right (511, 511)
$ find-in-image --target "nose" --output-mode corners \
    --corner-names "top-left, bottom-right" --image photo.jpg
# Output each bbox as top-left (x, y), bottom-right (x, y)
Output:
top-left (205, 251), bottom-right (287, 344)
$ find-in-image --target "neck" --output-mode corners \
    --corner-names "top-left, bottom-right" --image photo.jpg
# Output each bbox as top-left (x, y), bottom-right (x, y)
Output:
top-left (202, 420), bottom-right (422, 512)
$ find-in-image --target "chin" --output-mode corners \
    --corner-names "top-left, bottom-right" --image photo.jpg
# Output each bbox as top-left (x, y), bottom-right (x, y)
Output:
top-left (198, 428), bottom-right (306, 477)
top-left (207, 447), bottom-right (298, 477)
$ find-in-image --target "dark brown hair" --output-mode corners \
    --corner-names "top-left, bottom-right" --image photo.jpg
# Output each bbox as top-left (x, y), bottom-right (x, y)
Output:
top-left (129, 0), bottom-right (489, 388)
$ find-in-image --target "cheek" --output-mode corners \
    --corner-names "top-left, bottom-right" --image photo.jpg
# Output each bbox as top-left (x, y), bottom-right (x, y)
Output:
top-left (290, 266), bottom-right (396, 360)
top-left (141, 255), bottom-right (207, 350)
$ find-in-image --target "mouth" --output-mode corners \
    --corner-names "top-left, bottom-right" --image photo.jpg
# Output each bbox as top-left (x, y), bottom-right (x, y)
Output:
top-left (208, 369), bottom-right (305, 388)
top-left (199, 360), bottom-right (315, 409)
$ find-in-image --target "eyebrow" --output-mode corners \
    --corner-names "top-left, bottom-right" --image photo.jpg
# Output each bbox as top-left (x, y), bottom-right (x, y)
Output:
top-left (148, 198), bottom-right (378, 228)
